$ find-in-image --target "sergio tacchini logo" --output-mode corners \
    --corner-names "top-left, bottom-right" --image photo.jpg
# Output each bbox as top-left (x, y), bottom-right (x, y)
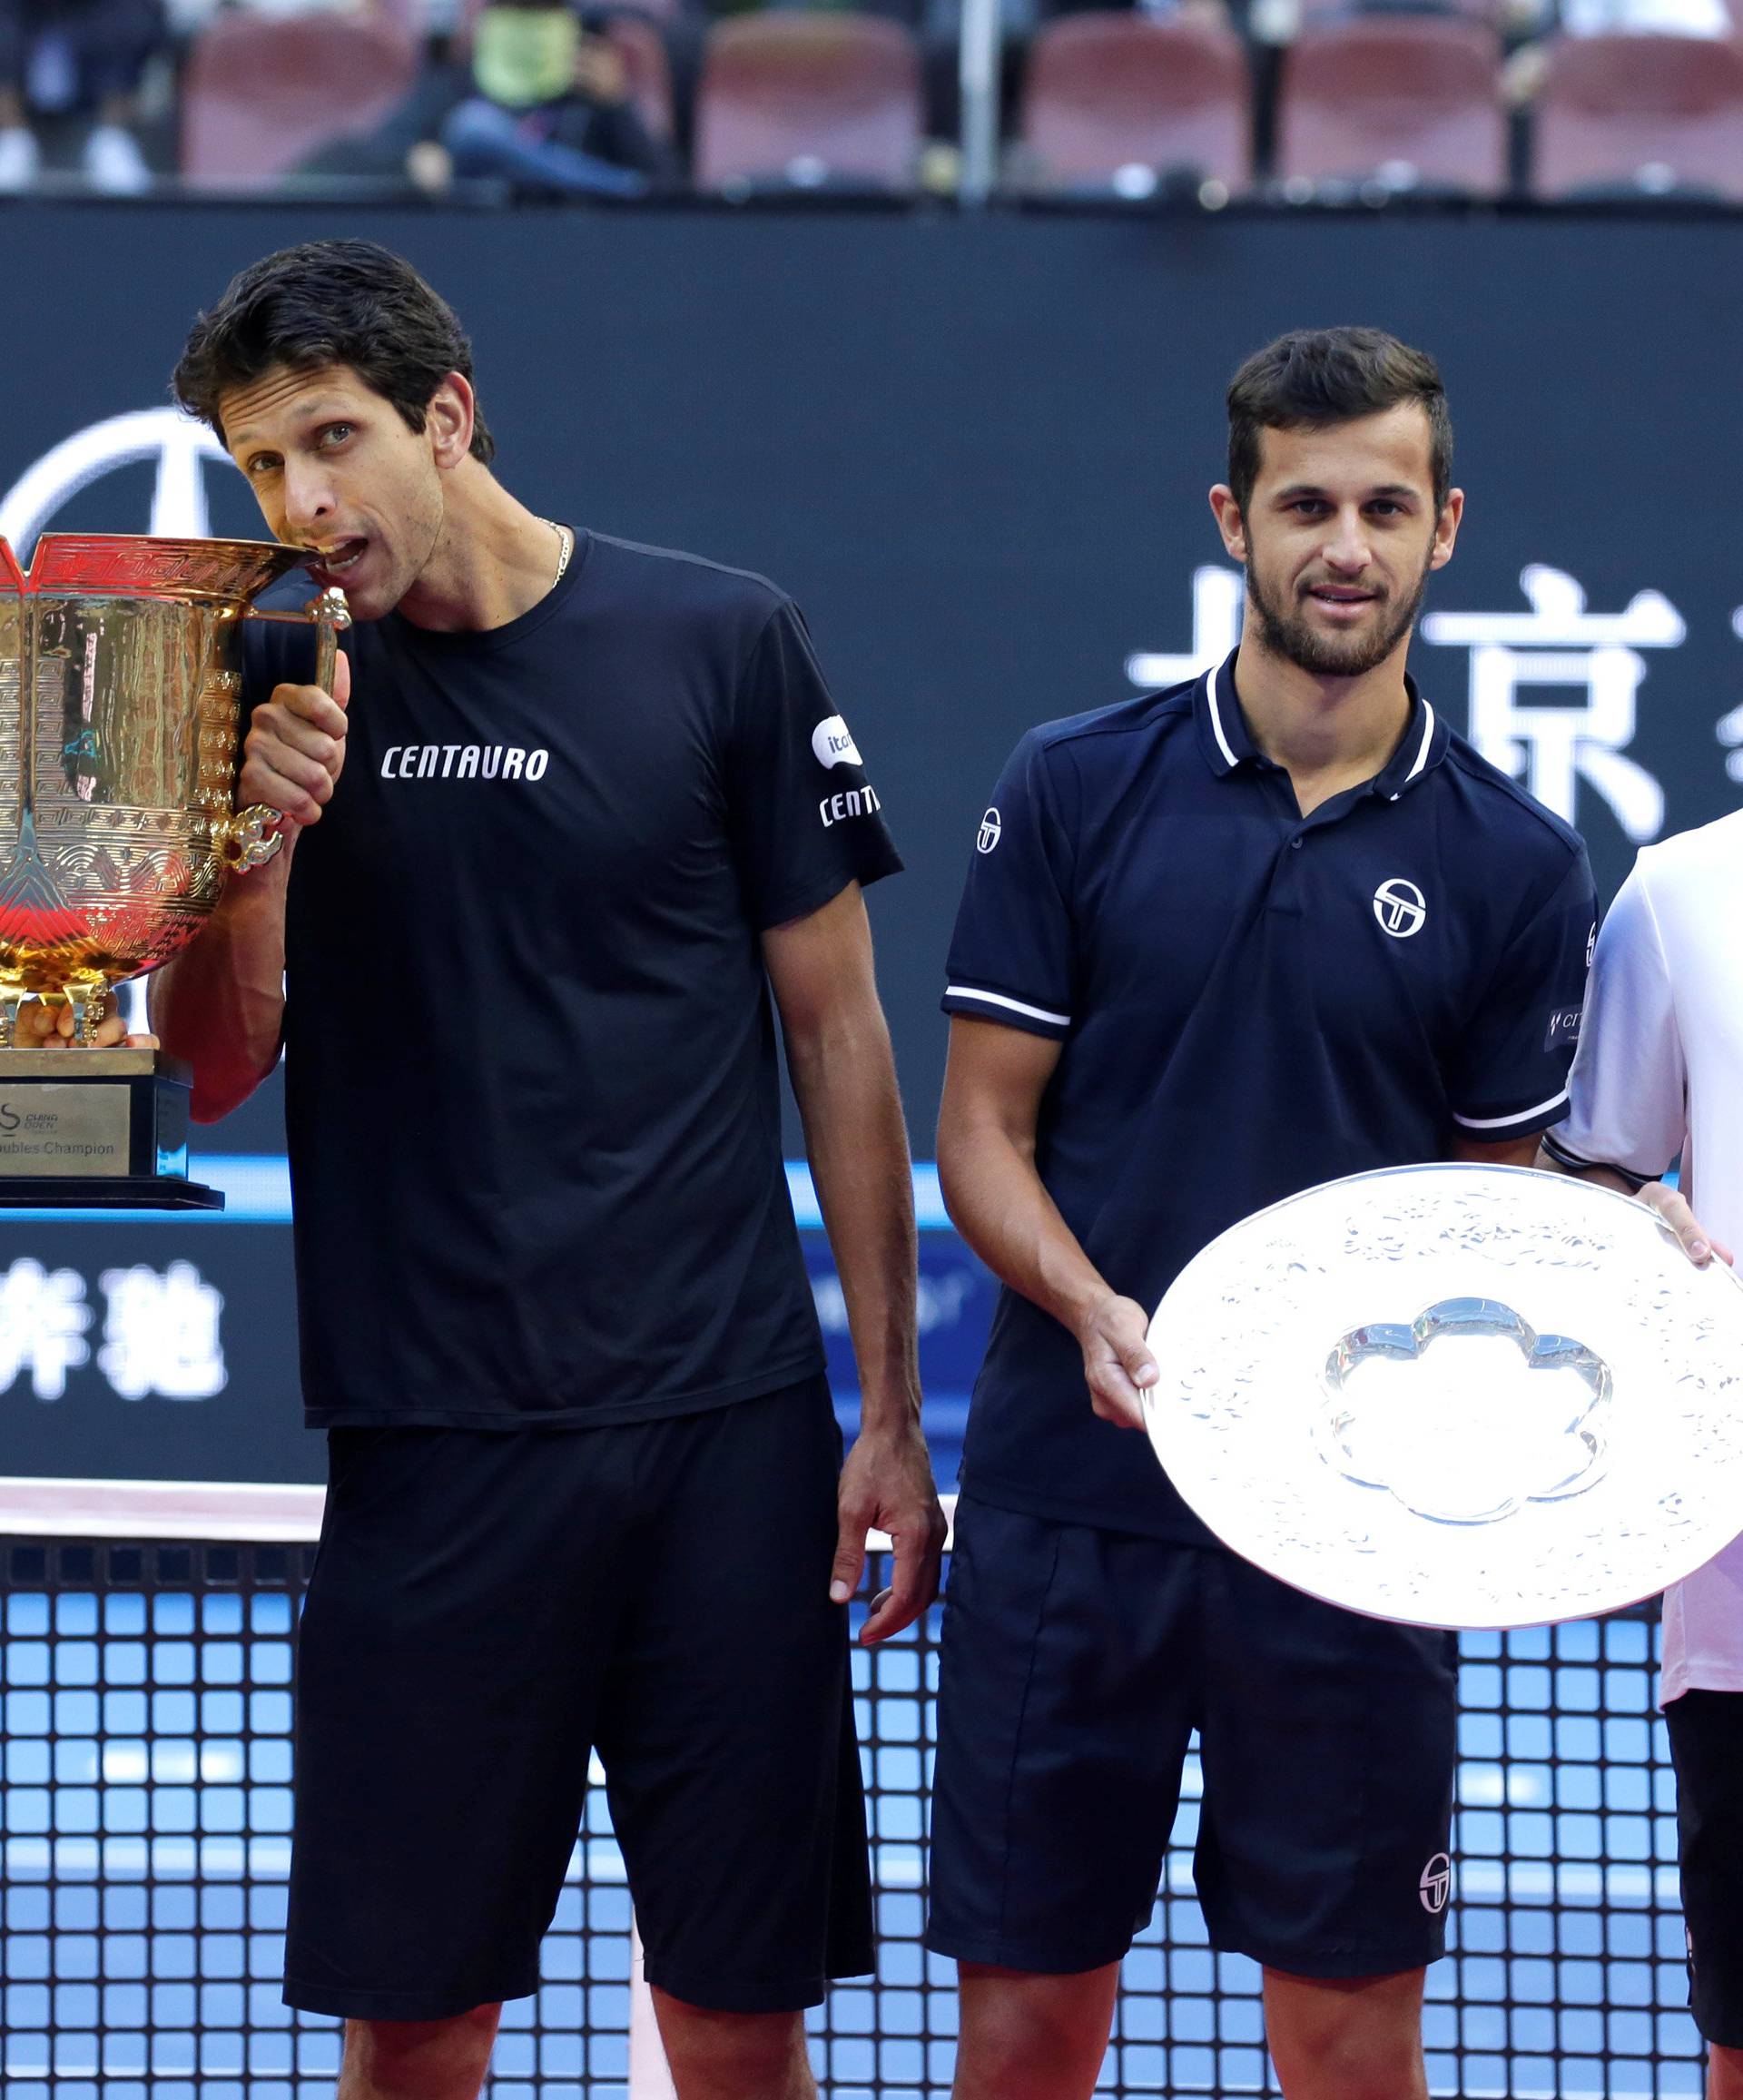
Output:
top-left (1374, 877), bottom-right (1428, 940)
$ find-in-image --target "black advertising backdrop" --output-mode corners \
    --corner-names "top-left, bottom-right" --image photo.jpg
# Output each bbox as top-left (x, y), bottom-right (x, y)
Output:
top-left (0, 202), bottom-right (1738, 1480)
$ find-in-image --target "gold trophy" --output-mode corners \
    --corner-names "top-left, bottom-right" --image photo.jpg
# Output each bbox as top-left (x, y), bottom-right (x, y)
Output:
top-left (0, 534), bottom-right (349, 1208)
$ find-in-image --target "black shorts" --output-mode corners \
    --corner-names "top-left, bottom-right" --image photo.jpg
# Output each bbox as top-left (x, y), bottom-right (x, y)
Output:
top-left (283, 1377), bottom-right (872, 2020)
top-left (1665, 1688), bottom-right (1743, 2048)
top-left (924, 1497), bottom-right (1458, 1979)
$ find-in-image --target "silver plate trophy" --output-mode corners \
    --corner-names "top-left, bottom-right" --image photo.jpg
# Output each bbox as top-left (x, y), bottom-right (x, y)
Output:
top-left (1142, 1165), bottom-right (1743, 1631)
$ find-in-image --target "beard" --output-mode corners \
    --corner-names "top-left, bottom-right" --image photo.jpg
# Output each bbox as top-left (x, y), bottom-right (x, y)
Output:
top-left (1245, 551), bottom-right (1433, 678)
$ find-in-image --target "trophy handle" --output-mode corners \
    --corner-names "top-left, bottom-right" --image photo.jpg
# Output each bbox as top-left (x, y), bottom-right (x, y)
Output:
top-left (212, 805), bottom-right (285, 873)
top-left (223, 585), bottom-right (354, 876)
top-left (295, 585), bottom-right (352, 694)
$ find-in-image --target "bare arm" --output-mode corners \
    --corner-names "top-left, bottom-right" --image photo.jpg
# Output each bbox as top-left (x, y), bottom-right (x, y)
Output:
top-left (153, 654), bottom-right (352, 1122)
top-left (150, 846), bottom-right (293, 1122)
top-left (763, 881), bottom-right (945, 1645)
top-left (936, 1014), bottom-right (1158, 1432)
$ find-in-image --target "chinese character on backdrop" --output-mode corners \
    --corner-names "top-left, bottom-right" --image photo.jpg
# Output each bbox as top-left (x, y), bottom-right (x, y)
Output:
top-left (1421, 567), bottom-right (1679, 843)
top-left (0, 1257), bottom-right (92, 1400)
top-left (97, 1261), bottom-right (227, 1402)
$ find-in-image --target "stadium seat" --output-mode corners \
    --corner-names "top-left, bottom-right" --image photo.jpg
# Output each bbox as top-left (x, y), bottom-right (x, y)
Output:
top-left (1275, 17), bottom-right (1506, 194)
top-left (1533, 34), bottom-right (1743, 198)
top-left (1018, 14), bottom-right (1251, 192)
top-left (693, 14), bottom-right (923, 192)
top-left (181, 13), bottom-right (421, 187)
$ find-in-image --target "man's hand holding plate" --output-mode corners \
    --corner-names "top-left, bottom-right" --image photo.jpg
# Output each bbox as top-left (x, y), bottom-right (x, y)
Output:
top-left (1077, 1289), bottom-right (1159, 1430)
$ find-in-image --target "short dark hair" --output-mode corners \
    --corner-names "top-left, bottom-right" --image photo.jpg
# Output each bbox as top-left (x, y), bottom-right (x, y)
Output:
top-left (1226, 328), bottom-right (1451, 515)
top-left (172, 239), bottom-right (496, 466)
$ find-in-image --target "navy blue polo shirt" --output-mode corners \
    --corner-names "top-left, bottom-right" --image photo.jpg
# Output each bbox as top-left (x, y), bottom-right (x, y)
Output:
top-left (942, 650), bottom-right (1598, 1543)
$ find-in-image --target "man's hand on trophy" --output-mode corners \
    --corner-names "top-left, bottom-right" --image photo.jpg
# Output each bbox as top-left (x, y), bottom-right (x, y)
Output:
top-left (241, 650), bottom-right (351, 829)
top-left (1635, 1181), bottom-right (1735, 1271)
top-left (9, 998), bottom-right (157, 1050)
top-left (1076, 1289), bottom-right (1160, 1431)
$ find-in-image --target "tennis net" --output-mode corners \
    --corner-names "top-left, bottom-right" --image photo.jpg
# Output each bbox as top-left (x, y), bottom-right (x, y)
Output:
top-left (0, 1479), bottom-right (1704, 2098)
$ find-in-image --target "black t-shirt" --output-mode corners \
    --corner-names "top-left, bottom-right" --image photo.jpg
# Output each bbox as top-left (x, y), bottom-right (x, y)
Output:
top-left (243, 530), bottom-right (901, 1428)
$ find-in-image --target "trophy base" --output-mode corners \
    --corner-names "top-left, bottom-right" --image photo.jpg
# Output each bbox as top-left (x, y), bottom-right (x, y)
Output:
top-left (0, 1048), bottom-right (223, 1212)
top-left (0, 1175), bottom-right (223, 1210)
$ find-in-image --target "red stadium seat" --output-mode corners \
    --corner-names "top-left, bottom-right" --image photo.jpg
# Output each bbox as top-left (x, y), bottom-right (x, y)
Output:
top-left (369, 0), bottom-right (435, 39)
top-left (693, 14), bottom-right (923, 192)
top-left (1275, 16), bottom-right (1506, 194)
top-left (1533, 34), bottom-right (1743, 198)
top-left (1018, 14), bottom-right (1251, 192)
top-left (181, 13), bottom-right (421, 188)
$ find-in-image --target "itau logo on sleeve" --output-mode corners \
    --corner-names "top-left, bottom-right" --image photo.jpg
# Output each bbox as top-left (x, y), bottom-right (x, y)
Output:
top-left (812, 713), bottom-right (884, 827)
top-left (812, 715), bottom-right (862, 770)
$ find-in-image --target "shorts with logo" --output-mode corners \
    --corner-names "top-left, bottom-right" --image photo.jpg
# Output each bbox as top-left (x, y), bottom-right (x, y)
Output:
top-left (1665, 1689), bottom-right (1743, 2047)
top-left (283, 1376), bottom-right (872, 2020)
top-left (924, 1497), bottom-right (1459, 1978)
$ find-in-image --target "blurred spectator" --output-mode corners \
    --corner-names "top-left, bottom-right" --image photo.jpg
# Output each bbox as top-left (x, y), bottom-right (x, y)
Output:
top-left (0, 0), bottom-right (167, 191)
top-left (306, 1), bottom-right (677, 193)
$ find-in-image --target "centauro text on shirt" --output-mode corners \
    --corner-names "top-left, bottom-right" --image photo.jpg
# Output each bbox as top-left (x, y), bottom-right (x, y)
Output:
top-left (378, 742), bottom-right (549, 781)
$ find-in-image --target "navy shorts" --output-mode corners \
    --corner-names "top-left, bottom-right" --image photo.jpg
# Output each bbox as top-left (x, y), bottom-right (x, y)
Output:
top-left (1665, 1688), bottom-right (1743, 2047)
top-left (925, 1496), bottom-right (1459, 1979)
top-left (284, 1377), bottom-right (872, 2020)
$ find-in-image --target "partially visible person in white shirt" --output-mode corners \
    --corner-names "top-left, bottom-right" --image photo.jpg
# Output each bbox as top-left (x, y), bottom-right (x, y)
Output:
top-left (1540, 809), bottom-right (1743, 2100)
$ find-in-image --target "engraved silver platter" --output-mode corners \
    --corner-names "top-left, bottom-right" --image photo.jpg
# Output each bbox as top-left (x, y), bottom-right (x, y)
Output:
top-left (1142, 1165), bottom-right (1743, 1630)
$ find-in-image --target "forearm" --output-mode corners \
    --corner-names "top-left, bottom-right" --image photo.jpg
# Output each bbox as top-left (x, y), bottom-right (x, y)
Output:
top-left (785, 1008), bottom-right (920, 1435)
top-left (937, 1114), bottom-right (1113, 1343)
top-left (150, 844), bottom-right (293, 1122)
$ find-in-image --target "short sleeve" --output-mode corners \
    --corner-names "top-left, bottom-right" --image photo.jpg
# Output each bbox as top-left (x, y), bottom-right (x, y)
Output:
top-left (941, 732), bottom-right (1077, 1041)
top-left (1447, 848), bottom-right (1599, 1141)
top-left (724, 599), bottom-right (902, 930)
top-left (1542, 859), bottom-right (1686, 1186)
